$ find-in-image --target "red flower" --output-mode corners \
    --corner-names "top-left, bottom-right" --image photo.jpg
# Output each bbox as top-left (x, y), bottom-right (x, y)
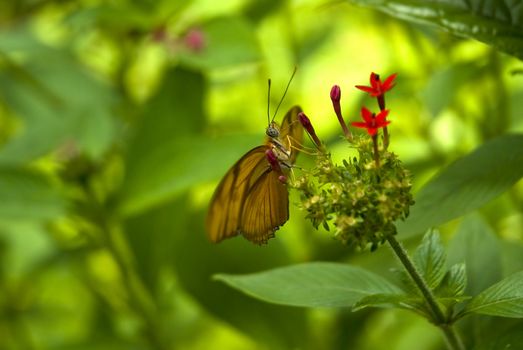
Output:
top-left (355, 72), bottom-right (397, 97)
top-left (351, 107), bottom-right (390, 136)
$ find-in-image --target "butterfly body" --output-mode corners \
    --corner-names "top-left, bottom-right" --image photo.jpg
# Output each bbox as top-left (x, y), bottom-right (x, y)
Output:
top-left (206, 106), bottom-right (303, 244)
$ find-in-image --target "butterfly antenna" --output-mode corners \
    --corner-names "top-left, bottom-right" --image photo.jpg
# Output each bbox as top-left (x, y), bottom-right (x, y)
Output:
top-left (271, 66), bottom-right (297, 122)
top-left (267, 79), bottom-right (272, 126)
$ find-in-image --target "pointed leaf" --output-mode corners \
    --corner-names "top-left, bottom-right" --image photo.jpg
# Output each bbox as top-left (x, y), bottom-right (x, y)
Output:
top-left (398, 134), bottom-right (523, 237)
top-left (437, 263), bottom-right (467, 298)
top-left (413, 230), bottom-right (447, 290)
top-left (435, 263), bottom-right (469, 310)
top-left (352, 293), bottom-right (412, 311)
top-left (463, 271), bottom-right (523, 318)
top-left (215, 262), bottom-right (402, 308)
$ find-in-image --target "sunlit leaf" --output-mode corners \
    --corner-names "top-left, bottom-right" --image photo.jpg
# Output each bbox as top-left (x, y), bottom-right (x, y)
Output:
top-left (0, 28), bottom-right (117, 164)
top-left (346, 0), bottom-right (523, 60)
top-left (178, 16), bottom-right (261, 70)
top-left (0, 222), bottom-right (56, 277)
top-left (422, 63), bottom-right (483, 117)
top-left (120, 134), bottom-right (258, 216)
top-left (215, 262), bottom-right (402, 308)
top-left (0, 167), bottom-right (65, 221)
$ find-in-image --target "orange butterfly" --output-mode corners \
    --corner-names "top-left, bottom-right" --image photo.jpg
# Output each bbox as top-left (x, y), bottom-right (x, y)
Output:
top-left (206, 105), bottom-right (303, 244)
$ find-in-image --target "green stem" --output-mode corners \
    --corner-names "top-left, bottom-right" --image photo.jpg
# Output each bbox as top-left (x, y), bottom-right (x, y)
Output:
top-left (383, 127), bottom-right (389, 150)
top-left (372, 134), bottom-right (380, 167)
top-left (386, 235), bottom-right (465, 350)
top-left (102, 220), bottom-right (168, 350)
top-left (80, 182), bottom-right (167, 350)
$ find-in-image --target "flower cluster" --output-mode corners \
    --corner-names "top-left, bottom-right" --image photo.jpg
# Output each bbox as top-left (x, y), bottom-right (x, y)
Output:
top-left (292, 73), bottom-right (413, 250)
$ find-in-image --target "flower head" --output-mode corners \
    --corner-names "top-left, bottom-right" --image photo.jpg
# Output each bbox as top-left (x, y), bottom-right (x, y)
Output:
top-left (356, 72), bottom-right (397, 98)
top-left (351, 107), bottom-right (390, 136)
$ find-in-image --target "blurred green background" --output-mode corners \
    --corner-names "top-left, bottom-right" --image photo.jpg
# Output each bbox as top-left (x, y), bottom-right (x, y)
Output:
top-left (1, 0), bottom-right (522, 349)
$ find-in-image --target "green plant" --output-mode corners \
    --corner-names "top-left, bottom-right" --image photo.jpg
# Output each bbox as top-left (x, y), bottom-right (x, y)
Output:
top-left (216, 73), bottom-right (523, 350)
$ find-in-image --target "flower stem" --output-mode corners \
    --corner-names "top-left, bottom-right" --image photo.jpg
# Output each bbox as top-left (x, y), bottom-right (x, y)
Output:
top-left (383, 127), bottom-right (389, 150)
top-left (377, 94), bottom-right (386, 111)
top-left (376, 95), bottom-right (389, 150)
top-left (386, 235), bottom-right (465, 350)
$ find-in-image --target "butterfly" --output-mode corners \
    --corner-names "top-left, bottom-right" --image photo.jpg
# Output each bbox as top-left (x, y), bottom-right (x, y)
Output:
top-left (206, 105), bottom-right (303, 244)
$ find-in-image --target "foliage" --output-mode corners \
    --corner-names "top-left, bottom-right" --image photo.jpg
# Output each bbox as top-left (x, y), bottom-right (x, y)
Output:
top-left (0, 0), bottom-right (523, 349)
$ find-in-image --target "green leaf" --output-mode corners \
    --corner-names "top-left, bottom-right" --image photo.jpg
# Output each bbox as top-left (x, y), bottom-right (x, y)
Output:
top-left (0, 28), bottom-right (116, 164)
top-left (120, 67), bottom-right (208, 216)
top-left (421, 63), bottom-right (483, 117)
top-left (500, 240), bottom-right (523, 276)
top-left (436, 263), bottom-right (467, 299)
top-left (214, 262), bottom-right (402, 308)
top-left (243, 0), bottom-right (282, 22)
top-left (448, 214), bottom-right (502, 295)
top-left (463, 271), bottom-right (523, 318)
top-left (435, 263), bottom-right (469, 310)
top-left (178, 16), bottom-right (261, 70)
top-left (352, 293), bottom-right (415, 311)
top-left (0, 221), bottom-right (56, 278)
top-left (346, 0), bottom-right (523, 60)
top-left (120, 134), bottom-right (258, 216)
top-left (413, 230), bottom-right (447, 290)
top-left (476, 322), bottom-right (523, 350)
top-left (397, 134), bottom-right (523, 237)
top-left (0, 167), bottom-right (65, 221)
top-left (125, 198), bottom-right (311, 349)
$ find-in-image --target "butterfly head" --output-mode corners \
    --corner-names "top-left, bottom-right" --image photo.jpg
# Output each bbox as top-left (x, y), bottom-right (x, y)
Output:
top-left (266, 123), bottom-right (280, 139)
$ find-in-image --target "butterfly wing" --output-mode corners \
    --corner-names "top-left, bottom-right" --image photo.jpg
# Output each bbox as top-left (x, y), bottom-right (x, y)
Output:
top-left (207, 106), bottom-right (303, 244)
top-left (279, 105), bottom-right (303, 163)
top-left (240, 169), bottom-right (289, 244)
top-left (206, 146), bottom-right (269, 243)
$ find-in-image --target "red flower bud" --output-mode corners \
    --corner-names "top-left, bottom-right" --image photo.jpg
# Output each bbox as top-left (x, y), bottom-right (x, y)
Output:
top-left (298, 112), bottom-right (322, 149)
top-left (330, 85), bottom-right (351, 139)
top-left (330, 85), bottom-right (341, 103)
